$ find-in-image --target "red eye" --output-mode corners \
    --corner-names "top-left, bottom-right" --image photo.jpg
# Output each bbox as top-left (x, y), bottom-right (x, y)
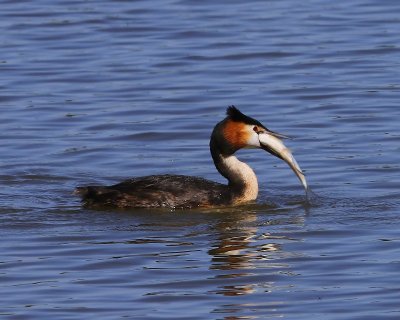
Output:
top-left (253, 126), bottom-right (258, 133)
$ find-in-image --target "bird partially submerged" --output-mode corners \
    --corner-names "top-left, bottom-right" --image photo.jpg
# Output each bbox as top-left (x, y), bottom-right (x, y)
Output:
top-left (75, 106), bottom-right (308, 209)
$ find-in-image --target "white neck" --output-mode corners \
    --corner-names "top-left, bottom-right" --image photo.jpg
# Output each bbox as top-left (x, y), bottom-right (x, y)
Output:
top-left (217, 154), bottom-right (259, 204)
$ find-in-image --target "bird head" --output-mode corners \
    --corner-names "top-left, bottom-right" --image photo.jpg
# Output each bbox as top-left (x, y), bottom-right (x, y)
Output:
top-left (212, 106), bottom-right (308, 191)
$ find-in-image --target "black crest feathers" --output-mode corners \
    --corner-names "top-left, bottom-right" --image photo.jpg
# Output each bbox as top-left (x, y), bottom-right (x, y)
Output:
top-left (226, 105), bottom-right (265, 128)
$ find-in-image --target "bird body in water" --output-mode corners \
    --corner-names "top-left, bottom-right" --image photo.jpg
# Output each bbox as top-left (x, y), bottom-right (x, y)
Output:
top-left (75, 106), bottom-right (308, 209)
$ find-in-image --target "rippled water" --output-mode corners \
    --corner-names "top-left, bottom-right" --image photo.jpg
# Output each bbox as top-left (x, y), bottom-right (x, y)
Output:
top-left (2, 0), bottom-right (400, 319)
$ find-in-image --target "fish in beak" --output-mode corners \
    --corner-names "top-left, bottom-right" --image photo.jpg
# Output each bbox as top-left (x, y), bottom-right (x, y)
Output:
top-left (258, 130), bottom-right (308, 192)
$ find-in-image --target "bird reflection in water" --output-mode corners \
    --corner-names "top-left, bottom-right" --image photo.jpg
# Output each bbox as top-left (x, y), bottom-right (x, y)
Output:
top-left (208, 209), bottom-right (304, 298)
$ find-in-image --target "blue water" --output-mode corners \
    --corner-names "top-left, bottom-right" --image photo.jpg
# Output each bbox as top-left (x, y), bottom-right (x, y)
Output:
top-left (1, 0), bottom-right (400, 319)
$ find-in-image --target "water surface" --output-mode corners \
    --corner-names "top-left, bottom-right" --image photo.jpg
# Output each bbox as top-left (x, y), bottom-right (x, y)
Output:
top-left (1, 0), bottom-right (400, 319)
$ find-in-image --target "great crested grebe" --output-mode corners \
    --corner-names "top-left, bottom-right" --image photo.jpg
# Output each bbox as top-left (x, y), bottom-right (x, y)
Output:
top-left (75, 106), bottom-right (308, 209)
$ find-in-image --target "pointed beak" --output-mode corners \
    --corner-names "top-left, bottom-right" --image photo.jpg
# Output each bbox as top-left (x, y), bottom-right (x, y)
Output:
top-left (258, 131), bottom-right (308, 191)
